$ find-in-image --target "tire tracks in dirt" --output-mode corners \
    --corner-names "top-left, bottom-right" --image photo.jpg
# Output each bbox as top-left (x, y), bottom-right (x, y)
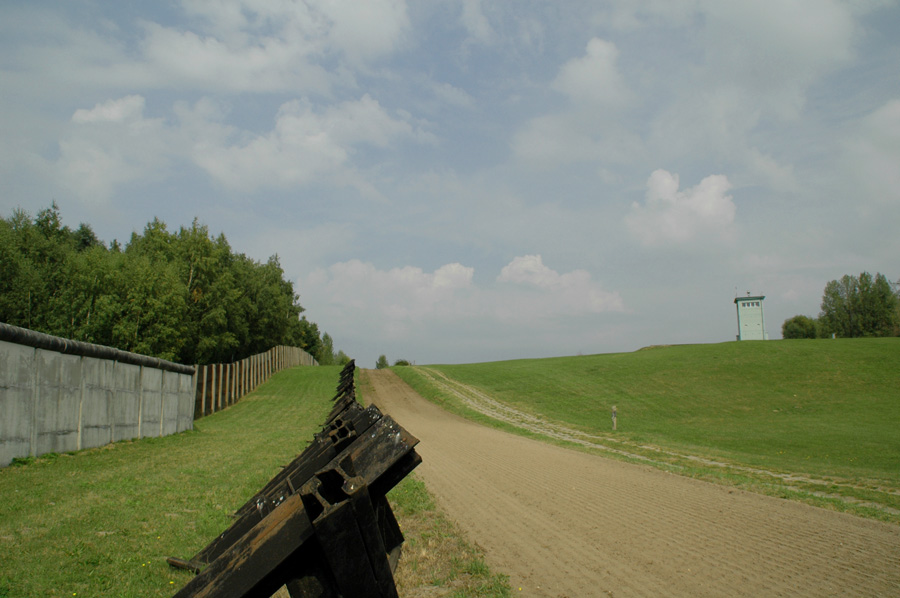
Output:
top-left (363, 368), bottom-right (900, 598)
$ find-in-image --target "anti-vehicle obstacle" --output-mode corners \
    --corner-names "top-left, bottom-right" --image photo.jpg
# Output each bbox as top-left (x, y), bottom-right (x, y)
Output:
top-left (168, 360), bottom-right (421, 598)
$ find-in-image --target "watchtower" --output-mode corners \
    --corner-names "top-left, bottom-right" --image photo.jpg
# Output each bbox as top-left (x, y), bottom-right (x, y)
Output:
top-left (734, 293), bottom-right (767, 340)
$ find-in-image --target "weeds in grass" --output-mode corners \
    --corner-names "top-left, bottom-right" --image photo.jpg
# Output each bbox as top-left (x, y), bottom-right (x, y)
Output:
top-left (388, 476), bottom-right (509, 598)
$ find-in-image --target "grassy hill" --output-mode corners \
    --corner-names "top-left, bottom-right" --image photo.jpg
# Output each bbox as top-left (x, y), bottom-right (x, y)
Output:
top-left (394, 339), bottom-right (900, 521)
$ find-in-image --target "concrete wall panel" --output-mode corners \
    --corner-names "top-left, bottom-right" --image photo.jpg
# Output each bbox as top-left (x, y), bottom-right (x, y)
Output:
top-left (80, 357), bottom-right (114, 450)
top-left (34, 350), bottom-right (81, 456)
top-left (160, 371), bottom-right (180, 437)
top-left (113, 362), bottom-right (142, 442)
top-left (177, 373), bottom-right (194, 433)
top-left (140, 367), bottom-right (163, 438)
top-left (0, 341), bottom-right (35, 467)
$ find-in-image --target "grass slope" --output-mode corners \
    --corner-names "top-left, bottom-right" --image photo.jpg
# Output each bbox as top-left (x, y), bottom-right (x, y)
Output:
top-left (0, 366), bottom-right (508, 598)
top-left (395, 339), bottom-right (900, 520)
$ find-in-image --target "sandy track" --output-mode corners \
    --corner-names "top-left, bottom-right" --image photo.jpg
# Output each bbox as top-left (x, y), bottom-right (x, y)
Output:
top-left (363, 369), bottom-right (900, 598)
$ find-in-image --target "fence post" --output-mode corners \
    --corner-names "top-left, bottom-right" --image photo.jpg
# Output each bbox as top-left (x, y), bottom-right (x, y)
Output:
top-left (197, 365), bottom-right (204, 417)
top-left (206, 365), bottom-right (213, 415)
top-left (218, 364), bottom-right (224, 411)
top-left (194, 365), bottom-right (201, 418)
top-left (230, 362), bottom-right (236, 405)
top-left (229, 362), bottom-right (235, 405)
top-left (222, 363), bottom-right (228, 407)
top-left (210, 364), bottom-right (217, 414)
top-left (239, 359), bottom-right (244, 398)
top-left (223, 363), bottom-right (233, 407)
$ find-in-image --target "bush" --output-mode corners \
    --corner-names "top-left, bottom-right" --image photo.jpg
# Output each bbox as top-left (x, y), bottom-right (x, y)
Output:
top-left (782, 315), bottom-right (818, 339)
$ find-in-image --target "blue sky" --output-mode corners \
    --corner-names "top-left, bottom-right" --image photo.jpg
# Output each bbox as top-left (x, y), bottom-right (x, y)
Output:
top-left (2, 0), bottom-right (899, 367)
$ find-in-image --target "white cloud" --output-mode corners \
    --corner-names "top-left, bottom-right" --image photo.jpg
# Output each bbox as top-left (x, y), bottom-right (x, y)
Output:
top-left (190, 94), bottom-right (431, 192)
top-left (603, 0), bottom-right (858, 116)
top-left (746, 148), bottom-right (798, 193)
top-left (459, 0), bottom-right (495, 45)
top-left (698, 0), bottom-right (857, 119)
top-left (58, 95), bottom-right (172, 202)
top-left (139, 21), bottom-right (336, 94)
top-left (305, 260), bottom-right (475, 336)
top-left (306, 255), bottom-right (622, 342)
top-left (606, 0), bottom-right (859, 191)
top-left (511, 37), bottom-right (638, 167)
top-left (301, 255), bottom-right (625, 364)
top-left (72, 95), bottom-right (147, 124)
top-left (845, 99), bottom-right (900, 204)
top-left (55, 92), bottom-right (434, 201)
top-left (433, 262), bottom-right (474, 289)
top-left (626, 169), bottom-right (736, 246)
top-left (158, 0), bottom-right (410, 86)
top-left (305, 0), bottom-right (411, 65)
top-left (497, 255), bottom-right (624, 317)
top-left (511, 111), bottom-right (644, 167)
top-left (498, 254), bottom-right (559, 287)
top-left (553, 38), bottom-right (630, 107)
top-left (432, 82), bottom-right (474, 108)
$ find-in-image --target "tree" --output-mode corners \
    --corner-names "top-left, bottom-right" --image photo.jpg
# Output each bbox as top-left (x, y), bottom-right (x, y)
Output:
top-left (375, 355), bottom-right (389, 369)
top-left (819, 272), bottom-right (899, 338)
top-left (894, 278), bottom-right (900, 336)
top-left (335, 350), bottom-right (352, 366)
top-left (295, 317), bottom-right (323, 360)
top-left (1, 206), bottom-right (329, 364)
top-left (781, 315), bottom-right (818, 339)
top-left (317, 333), bottom-right (335, 365)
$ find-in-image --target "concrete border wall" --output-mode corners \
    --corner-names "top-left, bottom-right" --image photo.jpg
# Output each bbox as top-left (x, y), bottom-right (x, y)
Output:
top-left (0, 323), bottom-right (318, 467)
top-left (0, 323), bottom-right (196, 467)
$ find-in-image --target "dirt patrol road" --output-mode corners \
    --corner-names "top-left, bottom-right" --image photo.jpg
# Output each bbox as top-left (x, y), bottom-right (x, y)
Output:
top-left (362, 369), bottom-right (900, 598)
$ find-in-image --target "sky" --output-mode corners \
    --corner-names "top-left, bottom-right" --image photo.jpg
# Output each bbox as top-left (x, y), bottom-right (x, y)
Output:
top-left (2, 0), bottom-right (899, 367)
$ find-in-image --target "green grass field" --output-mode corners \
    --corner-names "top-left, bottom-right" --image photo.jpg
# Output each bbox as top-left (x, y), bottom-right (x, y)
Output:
top-left (393, 339), bottom-right (900, 521)
top-left (0, 366), bottom-right (508, 598)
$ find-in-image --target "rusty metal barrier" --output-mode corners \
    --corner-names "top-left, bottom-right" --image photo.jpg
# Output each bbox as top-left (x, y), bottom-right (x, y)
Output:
top-left (168, 360), bottom-right (421, 597)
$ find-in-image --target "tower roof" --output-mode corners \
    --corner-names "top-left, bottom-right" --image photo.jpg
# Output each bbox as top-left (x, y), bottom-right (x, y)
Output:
top-left (734, 295), bottom-right (765, 304)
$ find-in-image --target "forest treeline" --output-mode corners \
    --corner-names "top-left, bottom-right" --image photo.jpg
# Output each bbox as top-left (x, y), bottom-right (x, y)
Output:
top-left (0, 204), bottom-right (331, 365)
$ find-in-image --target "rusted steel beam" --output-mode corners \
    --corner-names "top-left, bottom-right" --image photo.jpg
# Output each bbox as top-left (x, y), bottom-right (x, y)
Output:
top-left (302, 479), bottom-right (398, 598)
top-left (172, 492), bottom-right (315, 598)
top-left (184, 408), bottom-right (416, 569)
